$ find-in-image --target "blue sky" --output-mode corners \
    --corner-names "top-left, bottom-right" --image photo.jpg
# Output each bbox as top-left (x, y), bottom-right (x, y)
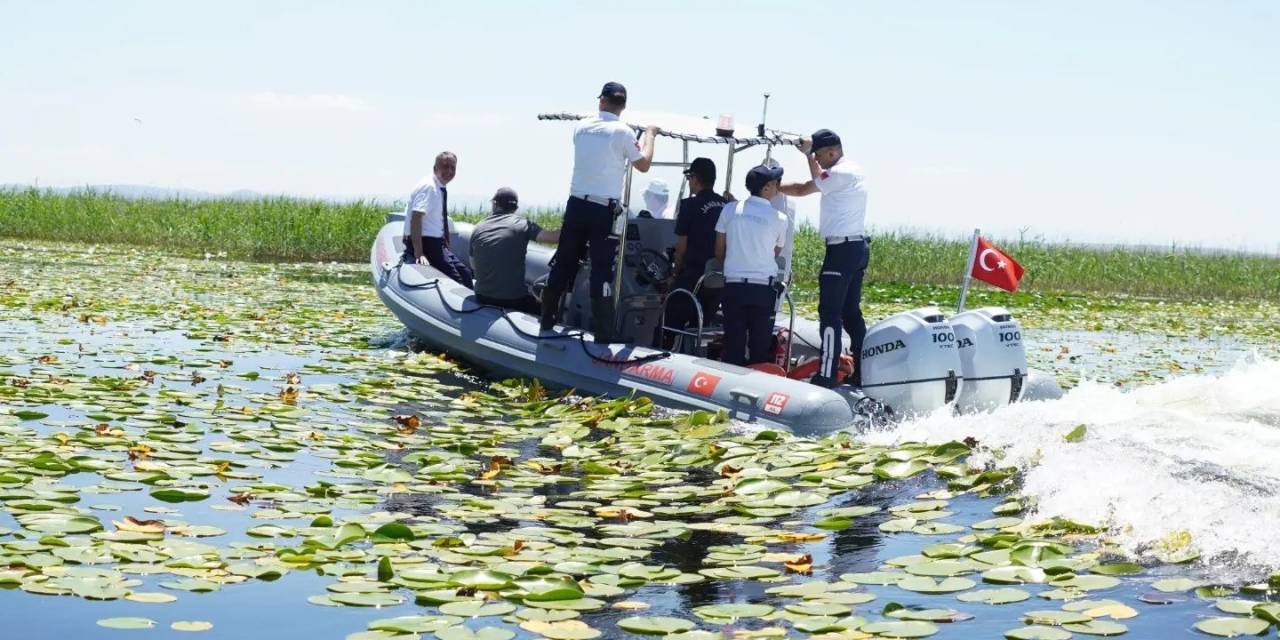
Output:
top-left (2, 1), bottom-right (1277, 250)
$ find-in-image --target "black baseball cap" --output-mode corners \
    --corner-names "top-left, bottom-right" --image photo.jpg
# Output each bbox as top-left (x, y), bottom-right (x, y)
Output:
top-left (811, 128), bottom-right (841, 152)
top-left (682, 157), bottom-right (716, 186)
top-left (491, 187), bottom-right (519, 209)
top-left (598, 81), bottom-right (627, 104)
top-left (745, 164), bottom-right (784, 195)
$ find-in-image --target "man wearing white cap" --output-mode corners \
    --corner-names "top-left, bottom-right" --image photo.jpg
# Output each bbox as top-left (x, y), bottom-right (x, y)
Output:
top-left (637, 179), bottom-right (670, 219)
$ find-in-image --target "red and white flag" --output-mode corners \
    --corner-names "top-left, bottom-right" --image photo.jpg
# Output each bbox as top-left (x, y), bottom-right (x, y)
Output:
top-left (970, 236), bottom-right (1024, 292)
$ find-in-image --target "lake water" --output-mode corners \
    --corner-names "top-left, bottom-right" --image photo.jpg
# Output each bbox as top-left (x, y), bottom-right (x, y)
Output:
top-left (1, 241), bottom-right (1278, 639)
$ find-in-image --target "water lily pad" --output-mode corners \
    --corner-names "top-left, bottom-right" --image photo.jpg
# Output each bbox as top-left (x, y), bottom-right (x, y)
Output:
top-left (1192, 617), bottom-right (1269, 637)
top-left (513, 576), bottom-right (585, 601)
top-left (1089, 563), bottom-right (1142, 576)
top-left (434, 626), bottom-right (516, 640)
top-left (449, 569), bottom-right (515, 590)
top-left (859, 620), bottom-right (938, 638)
top-left (98, 617), bottom-right (157, 630)
top-left (519, 620), bottom-right (601, 640)
top-left (171, 621), bottom-right (214, 632)
top-left (692, 603), bottom-right (774, 620)
top-left (897, 576), bottom-right (975, 593)
top-left (957, 587), bottom-right (1031, 604)
top-left (330, 592), bottom-right (405, 607)
top-left (438, 600), bottom-right (516, 617)
top-left (617, 616), bottom-right (697, 635)
top-left (1023, 610), bottom-right (1092, 626)
top-left (369, 616), bottom-right (461, 634)
top-left (1063, 620), bottom-right (1128, 636)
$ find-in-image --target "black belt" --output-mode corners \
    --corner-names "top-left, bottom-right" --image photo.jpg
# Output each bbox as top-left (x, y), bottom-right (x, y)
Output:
top-left (729, 277), bottom-right (775, 286)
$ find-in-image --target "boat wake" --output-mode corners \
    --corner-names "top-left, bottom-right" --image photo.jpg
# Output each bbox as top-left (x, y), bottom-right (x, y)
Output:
top-left (863, 353), bottom-right (1280, 579)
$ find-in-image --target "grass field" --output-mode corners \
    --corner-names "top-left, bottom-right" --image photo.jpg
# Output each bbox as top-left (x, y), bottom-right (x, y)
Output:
top-left (3, 187), bottom-right (1278, 300)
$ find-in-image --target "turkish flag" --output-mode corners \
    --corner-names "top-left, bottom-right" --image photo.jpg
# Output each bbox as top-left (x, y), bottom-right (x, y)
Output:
top-left (971, 237), bottom-right (1024, 292)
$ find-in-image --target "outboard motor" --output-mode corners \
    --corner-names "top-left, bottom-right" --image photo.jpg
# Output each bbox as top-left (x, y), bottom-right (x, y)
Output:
top-left (859, 306), bottom-right (963, 416)
top-left (951, 307), bottom-right (1028, 412)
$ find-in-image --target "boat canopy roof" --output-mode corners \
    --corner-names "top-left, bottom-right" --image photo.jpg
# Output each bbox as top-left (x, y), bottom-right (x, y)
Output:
top-left (537, 110), bottom-right (802, 149)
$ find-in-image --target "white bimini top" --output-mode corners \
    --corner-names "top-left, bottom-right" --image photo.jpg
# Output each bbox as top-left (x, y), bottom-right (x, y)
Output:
top-left (815, 156), bottom-right (868, 239)
top-left (569, 111), bottom-right (644, 201)
top-left (401, 175), bottom-right (446, 239)
top-left (715, 196), bottom-right (788, 281)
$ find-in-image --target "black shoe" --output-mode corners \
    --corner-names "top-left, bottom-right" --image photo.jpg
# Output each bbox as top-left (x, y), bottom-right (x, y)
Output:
top-left (842, 373), bottom-right (862, 388)
top-left (809, 374), bottom-right (837, 389)
top-left (591, 297), bottom-right (623, 344)
top-left (539, 290), bottom-right (562, 332)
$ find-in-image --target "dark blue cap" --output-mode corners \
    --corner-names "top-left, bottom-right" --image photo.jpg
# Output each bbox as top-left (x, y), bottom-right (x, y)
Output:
top-left (598, 82), bottom-right (627, 103)
top-left (811, 128), bottom-right (841, 152)
top-left (745, 164), bottom-right (784, 195)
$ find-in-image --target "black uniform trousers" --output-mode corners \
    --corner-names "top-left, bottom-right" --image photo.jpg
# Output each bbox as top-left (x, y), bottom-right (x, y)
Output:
top-left (404, 237), bottom-right (474, 289)
top-left (721, 281), bottom-right (778, 366)
top-left (661, 270), bottom-right (722, 350)
top-left (815, 238), bottom-right (870, 386)
top-left (545, 196), bottom-right (617, 298)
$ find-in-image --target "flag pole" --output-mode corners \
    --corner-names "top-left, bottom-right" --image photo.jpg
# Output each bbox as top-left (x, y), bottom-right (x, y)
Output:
top-left (957, 228), bottom-right (980, 314)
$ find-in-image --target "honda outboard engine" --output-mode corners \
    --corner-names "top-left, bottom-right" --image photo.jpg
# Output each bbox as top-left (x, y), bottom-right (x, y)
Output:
top-left (860, 306), bottom-right (963, 416)
top-left (951, 307), bottom-right (1028, 412)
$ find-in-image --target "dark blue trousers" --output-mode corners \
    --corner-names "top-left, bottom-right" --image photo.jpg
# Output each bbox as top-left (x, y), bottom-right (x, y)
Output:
top-left (545, 197), bottom-right (617, 298)
top-left (815, 239), bottom-right (870, 386)
top-left (721, 281), bottom-right (778, 366)
top-left (404, 237), bottom-right (474, 289)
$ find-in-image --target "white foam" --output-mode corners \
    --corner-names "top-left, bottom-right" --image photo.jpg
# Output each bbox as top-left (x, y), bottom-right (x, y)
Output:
top-left (863, 354), bottom-right (1280, 578)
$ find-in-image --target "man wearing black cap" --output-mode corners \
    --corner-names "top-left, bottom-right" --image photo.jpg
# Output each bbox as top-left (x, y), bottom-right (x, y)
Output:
top-left (780, 129), bottom-right (870, 387)
top-left (662, 157), bottom-right (728, 349)
top-left (469, 187), bottom-right (560, 314)
top-left (714, 164), bottom-right (789, 366)
top-left (541, 82), bottom-right (659, 343)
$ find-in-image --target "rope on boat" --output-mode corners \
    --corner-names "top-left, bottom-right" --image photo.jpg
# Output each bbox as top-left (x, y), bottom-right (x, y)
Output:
top-left (394, 264), bottom-right (673, 367)
top-left (537, 112), bottom-right (803, 148)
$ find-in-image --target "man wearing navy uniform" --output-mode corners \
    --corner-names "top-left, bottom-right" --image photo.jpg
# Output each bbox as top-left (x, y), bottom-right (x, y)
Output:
top-left (663, 157), bottom-right (727, 349)
top-left (402, 151), bottom-right (473, 288)
top-left (780, 129), bottom-right (870, 387)
top-left (540, 82), bottom-right (658, 343)
top-left (715, 164), bottom-right (788, 366)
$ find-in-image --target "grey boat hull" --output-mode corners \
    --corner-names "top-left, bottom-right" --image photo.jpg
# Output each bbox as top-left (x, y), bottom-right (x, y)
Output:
top-left (372, 222), bottom-right (865, 435)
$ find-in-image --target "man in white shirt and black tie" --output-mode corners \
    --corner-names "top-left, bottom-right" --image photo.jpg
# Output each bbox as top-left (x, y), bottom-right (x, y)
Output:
top-left (402, 151), bottom-right (473, 288)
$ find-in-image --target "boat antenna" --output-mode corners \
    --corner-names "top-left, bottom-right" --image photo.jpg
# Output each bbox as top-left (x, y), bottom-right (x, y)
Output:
top-left (760, 93), bottom-right (772, 164)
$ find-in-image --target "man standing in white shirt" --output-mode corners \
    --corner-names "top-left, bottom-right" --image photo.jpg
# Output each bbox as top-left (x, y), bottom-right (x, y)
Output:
top-left (401, 151), bottom-right (473, 288)
top-left (715, 164), bottom-right (788, 366)
top-left (540, 82), bottom-right (658, 343)
top-left (780, 129), bottom-right (870, 387)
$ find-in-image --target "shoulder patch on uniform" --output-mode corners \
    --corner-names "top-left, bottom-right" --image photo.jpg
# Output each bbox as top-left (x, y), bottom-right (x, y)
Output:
top-left (820, 170), bottom-right (830, 180)
top-left (634, 142), bottom-right (641, 150)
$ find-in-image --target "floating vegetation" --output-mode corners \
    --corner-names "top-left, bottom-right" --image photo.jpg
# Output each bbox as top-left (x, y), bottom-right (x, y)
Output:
top-left (1, 241), bottom-right (1278, 638)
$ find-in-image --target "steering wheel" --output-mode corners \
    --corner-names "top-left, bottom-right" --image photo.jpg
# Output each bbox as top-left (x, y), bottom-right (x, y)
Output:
top-left (635, 248), bottom-right (673, 286)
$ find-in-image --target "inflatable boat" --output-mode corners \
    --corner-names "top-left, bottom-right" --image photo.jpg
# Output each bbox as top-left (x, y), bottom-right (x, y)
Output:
top-left (371, 216), bottom-right (1061, 436)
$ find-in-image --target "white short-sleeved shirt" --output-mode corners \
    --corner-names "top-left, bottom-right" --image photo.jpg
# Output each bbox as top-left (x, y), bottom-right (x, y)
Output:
top-left (569, 111), bottom-right (644, 201)
top-left (401, 175), bottom-right (446, 239)
top-left (815, 156), bottom-right (868, 239)
top-left (715, 196), bottom-right (788, 281)
top-left (769, 193), bottom-right (797, 282)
